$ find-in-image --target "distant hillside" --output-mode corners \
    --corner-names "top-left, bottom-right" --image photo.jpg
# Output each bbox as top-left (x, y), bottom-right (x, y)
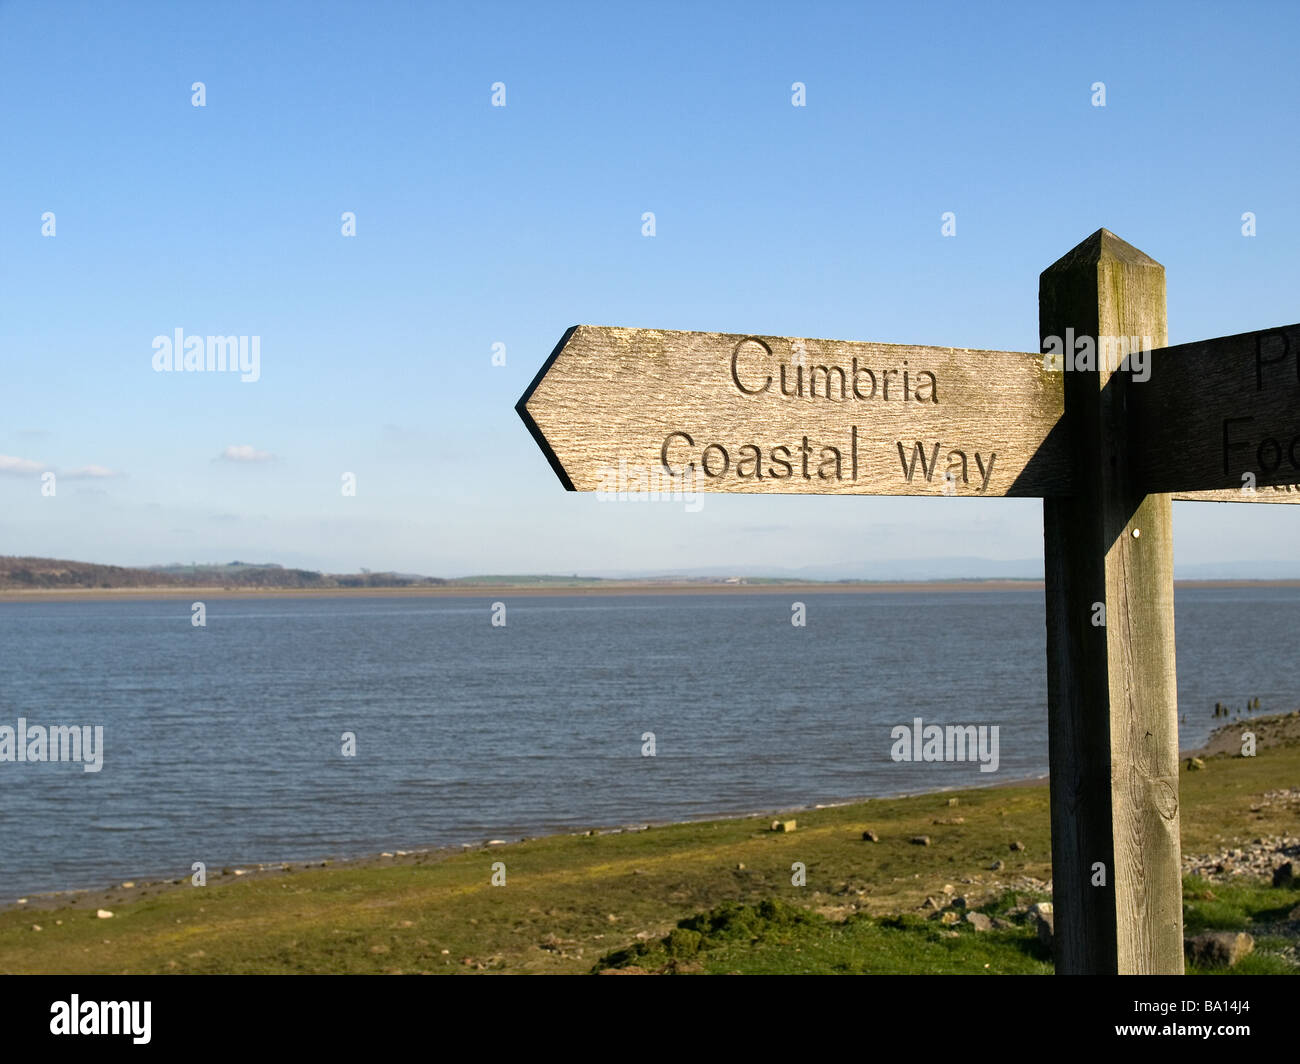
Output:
top-left (0, 557), bottom-right (449, 590)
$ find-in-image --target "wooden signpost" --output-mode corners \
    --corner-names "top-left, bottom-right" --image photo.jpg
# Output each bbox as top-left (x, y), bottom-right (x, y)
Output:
top-left (517, 229), bottom-right (1300, 975)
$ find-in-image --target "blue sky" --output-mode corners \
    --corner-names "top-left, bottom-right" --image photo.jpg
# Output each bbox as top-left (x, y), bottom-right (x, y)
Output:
top-left (2, 0), bottom-right (1297, 577)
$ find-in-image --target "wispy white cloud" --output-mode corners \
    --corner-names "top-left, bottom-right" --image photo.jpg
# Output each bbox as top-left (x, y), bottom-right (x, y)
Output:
top-left (62, 465), bottom-right (118, 479)
top-left (1, 455), bottom-right (120, 478)
top-left (218, 444), bottom-right (274, 463)
top-left (0, 454), bottom-right (46, 476)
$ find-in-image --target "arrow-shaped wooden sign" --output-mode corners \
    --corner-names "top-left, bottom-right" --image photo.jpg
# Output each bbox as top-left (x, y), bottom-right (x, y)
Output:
top-left (517, 326), bottom-right (1072, 497)
top-left (518, 324), bottom-right (1299, 502)
top-left (1139, 323), bottom-right (1300, 498)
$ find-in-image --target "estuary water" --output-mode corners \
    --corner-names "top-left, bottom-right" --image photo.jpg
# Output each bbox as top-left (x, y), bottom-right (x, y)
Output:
top-left (0, 586), bottom-right (1295, 898)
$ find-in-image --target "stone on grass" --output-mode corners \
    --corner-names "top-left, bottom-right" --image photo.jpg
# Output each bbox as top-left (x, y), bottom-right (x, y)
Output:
top-left (1031, 903), bottom-right (1053, 949)
top-left (1185, 931), bottom-right (1254, 969)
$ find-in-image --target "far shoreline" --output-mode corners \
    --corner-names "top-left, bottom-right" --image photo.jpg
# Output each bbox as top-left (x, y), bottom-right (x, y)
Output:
top-left (2, 577), bottom-right (1298, 603)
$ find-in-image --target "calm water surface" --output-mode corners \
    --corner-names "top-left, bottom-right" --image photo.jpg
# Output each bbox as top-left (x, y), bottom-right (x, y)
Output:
top-left (0, 587), bottom-right (1295, 897)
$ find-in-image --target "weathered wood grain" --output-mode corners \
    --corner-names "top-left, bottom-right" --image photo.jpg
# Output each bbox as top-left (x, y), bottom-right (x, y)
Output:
top-left (1041, 228), bottom-right (1184, 975)
top-left (1136, 323), bottom-right (1300, 499)
top-left (1173, 486), bottom-right (1300, 502)
top-left (517, 327), bottom-right (1070, 497)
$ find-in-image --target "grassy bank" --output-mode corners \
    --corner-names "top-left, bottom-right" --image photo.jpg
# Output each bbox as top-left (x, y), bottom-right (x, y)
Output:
top-left (2, 731), bottom-right (1297, 974)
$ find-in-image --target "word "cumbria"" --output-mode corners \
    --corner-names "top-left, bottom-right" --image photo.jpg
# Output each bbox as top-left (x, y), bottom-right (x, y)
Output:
top-left (730, 337), bottom-right (939, 402)
top-left (151, 328), bottom-right (260, 382)
top-left (889, 716), bottom-right (1000, 773)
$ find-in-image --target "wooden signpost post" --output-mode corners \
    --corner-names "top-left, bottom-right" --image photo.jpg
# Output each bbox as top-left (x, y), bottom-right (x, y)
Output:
top-left (517, 229), bottom-right (1300, 975)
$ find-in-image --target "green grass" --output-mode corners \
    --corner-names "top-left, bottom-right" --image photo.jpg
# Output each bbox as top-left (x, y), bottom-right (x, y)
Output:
top-left (593, 878), bottom-right (1300, 975)
top-left (2, 738), bottom-right (1297, 974)
top-left (593, 896), bottom-right (1054, 974)
top-left (1182, 876), bottom-right (1300, 974)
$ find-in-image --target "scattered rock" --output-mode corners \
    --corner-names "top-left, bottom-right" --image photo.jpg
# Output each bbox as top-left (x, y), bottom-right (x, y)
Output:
top-left (861, 830), bottom-right (879, 842)
top-left (910, 835), bottom-right (931, 846)
top-left (1186, 931), bottom-right (1254, 969)
top-left (965, 912), bottom-right (992, 932)
top-left (31, 925), bottom-right (41, 932)
top-left (1273, 861), bottom-right (1296, 887)
top-left (96, 909), bottom-right (113, 919)
top-left (950, 896), bottom-right (967, 908)
top-left (989, 859), bottom-right (1005, 871)
top-left (1185, 757), bottom-right (1205, 771)
top-left (1010, 841), bottom-right (1026, 852)
top-left (947, 797), bottom-right (960, 807)
top-left (991, 917), bottom-right (1015, 930)
top-left (121, 882), bottom-right (134, 889)
top-left (923, 896), bottom-right (942, 909)
top-left (1184, 832), bottom-right (1300, 882)
top-left (736, 863), bottom-right (745, 870)
top-left (771, 820), bottom-right (796, 833)
top-left (1035, 911), bottom-right (1054, 949)
top-left (932, 816), bottom-right (965, 825)
top-left (939, 911), bottom-right (960, 925)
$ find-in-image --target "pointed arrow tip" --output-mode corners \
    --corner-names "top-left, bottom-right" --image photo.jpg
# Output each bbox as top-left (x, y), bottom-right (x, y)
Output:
top-left (515, 326), bottom-right (580, 491)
